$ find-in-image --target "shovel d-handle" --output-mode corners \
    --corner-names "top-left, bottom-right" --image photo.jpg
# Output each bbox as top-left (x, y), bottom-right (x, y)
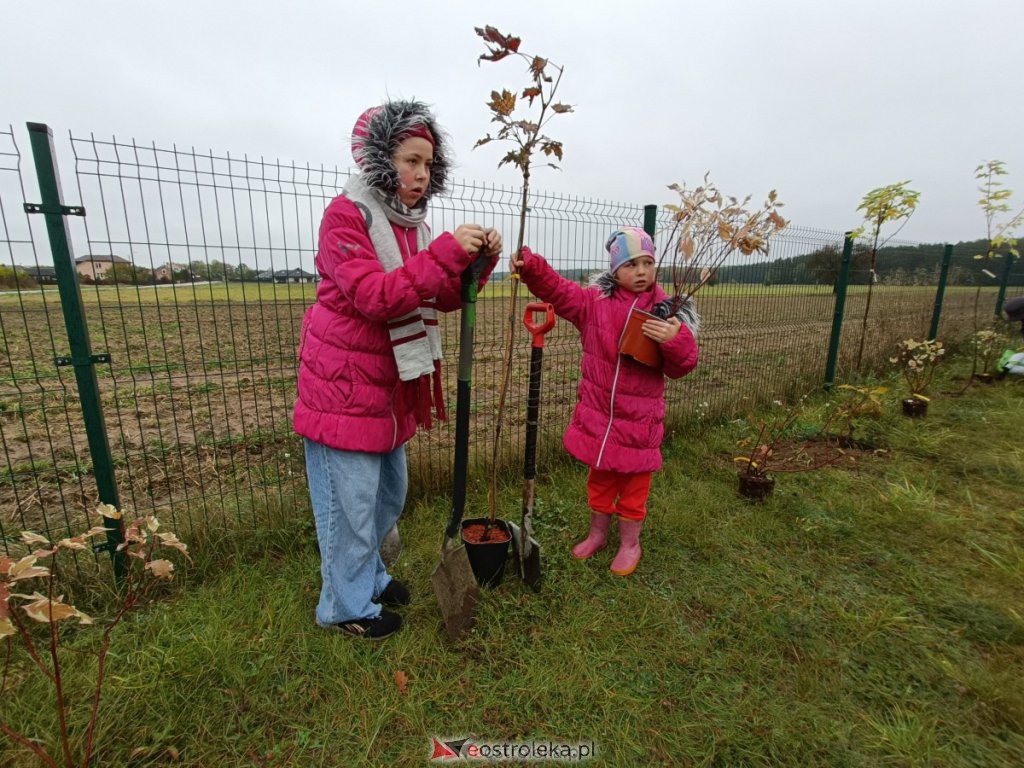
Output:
top-left (524, 302), bottom-right (555, 349)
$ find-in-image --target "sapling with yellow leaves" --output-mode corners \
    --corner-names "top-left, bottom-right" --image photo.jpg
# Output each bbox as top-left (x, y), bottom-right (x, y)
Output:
top-left (960, 161), bottom-right (1024, 390)
top-left (851, 181), bottom-right (920, 370)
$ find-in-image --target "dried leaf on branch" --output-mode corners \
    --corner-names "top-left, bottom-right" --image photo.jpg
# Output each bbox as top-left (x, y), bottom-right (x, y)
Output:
top-left (659, 174), bottom-right (787, 311)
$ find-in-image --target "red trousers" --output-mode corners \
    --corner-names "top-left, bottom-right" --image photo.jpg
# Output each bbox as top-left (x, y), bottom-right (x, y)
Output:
top-left (587, 468), bottom-right (653, 521)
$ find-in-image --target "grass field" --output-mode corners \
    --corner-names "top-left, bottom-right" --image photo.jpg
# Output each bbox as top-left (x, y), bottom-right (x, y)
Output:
top-left (1, 363), bottom-right (1021, 766)
top-left (0, 279), bottom-right (1008, 542)
top-left (0, 278), bottom-right (1007, 308)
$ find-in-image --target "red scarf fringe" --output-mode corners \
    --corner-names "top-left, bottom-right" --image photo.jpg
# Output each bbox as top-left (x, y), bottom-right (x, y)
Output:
top-left (408, 360), bottom-right (447, 431)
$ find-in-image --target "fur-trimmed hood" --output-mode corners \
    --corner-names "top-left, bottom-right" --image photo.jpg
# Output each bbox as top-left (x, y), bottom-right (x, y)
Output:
top-left (351, 100), bottom-right (451, 201)
top-left (588, 271), bottom-right (701, 336)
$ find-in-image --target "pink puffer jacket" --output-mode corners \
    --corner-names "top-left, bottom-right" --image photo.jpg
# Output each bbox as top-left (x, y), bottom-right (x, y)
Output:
top-left (519, 248), bottom-right (698, 473)
top-left (294, 195), bottom-right (496, 453)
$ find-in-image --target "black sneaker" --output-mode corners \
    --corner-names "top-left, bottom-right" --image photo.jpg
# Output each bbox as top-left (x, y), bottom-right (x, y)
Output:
top-left (377, 579), bottom-right (411, 607)
top-left (320, 610), bottom-right (402, 640)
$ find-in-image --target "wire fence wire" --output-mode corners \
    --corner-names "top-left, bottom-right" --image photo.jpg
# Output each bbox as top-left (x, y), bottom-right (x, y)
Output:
top-left (0, 124), bottom-right (1015, 551)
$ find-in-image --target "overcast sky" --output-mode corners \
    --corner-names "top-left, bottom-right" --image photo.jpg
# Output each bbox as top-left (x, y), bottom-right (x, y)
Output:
top-left (4, 0), bottom-right (1023, 245)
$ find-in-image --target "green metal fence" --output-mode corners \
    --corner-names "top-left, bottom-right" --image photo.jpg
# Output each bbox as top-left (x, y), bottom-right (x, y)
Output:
top-left (0, 122), bottom-right (1015, 554)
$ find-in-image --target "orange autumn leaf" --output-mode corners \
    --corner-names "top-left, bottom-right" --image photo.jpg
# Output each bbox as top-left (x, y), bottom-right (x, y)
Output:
top-left (393, 670), bottom-right (409, 695)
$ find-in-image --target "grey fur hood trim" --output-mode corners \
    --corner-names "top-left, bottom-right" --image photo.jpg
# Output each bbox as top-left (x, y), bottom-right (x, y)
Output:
top-left (588, 270), bottom-right (702, 337)
top-left (353, 100), bottom-right (451, 200)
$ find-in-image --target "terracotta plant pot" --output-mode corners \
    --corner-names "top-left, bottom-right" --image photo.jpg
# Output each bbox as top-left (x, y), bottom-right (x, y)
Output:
top-left (618, 308), bottom-right (663, 368)
top-left (901, 397), bottom-right (928, 418)
top-left (738, 472), bottom-right (775, 500)
top-left (461, 518), bottom-right (512, 588)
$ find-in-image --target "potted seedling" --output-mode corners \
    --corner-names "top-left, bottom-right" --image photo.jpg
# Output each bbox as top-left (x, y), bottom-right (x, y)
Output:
top-left (733, 399), bottom-right (802, 500)
top-left (734, 439), bottom-right (778, 500)
top-left (461, 25), bottom-right (573, 586)
top-left (623, 175), bottom-right (787, 366)
top-left (821, 384), bottom-right (888, 449)
top-left (971, 329), bottom-right (1001, 383)
top-left (890, 338), bottom-right (945, 417)
top-left (734, 397), bottom-right (847, 500)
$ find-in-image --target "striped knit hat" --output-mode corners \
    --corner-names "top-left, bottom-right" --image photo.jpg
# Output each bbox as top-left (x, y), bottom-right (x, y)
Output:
top-left (606, 227), bottom-right (656, 274)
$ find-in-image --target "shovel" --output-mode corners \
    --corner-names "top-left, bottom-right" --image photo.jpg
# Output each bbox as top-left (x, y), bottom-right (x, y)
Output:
top-left (509, 302), bottom-right (556, 591)
top-left (431, 265), bottom-right (483, 642)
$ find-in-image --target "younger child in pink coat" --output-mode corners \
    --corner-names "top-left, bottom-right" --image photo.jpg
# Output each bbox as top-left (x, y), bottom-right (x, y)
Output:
top-left (510, 227), bottom-right (699, 575)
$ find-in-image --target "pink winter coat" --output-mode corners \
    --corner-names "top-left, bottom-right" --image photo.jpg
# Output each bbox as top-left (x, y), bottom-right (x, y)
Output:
top-left (519, 249), bottom-right (698, 473)
top-left (294, 195), bottom-right (496, 453)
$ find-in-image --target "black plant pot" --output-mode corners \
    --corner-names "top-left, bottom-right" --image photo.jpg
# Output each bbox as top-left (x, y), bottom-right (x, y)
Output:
top-left (974, 373), bottom-right (994, 385)
top-left (738, 473), bottom-right (775, 500)
top-left (901, 398), bottom-right (928, 418)
top-left (460, 517), bottom-right (512, 588)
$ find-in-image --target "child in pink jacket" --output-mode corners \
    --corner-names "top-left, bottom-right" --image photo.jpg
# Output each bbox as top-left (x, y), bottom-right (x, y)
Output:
top-left (510, 227), bottom-right (698, 575)
top-left (295, 100), bottom-right (500, 639)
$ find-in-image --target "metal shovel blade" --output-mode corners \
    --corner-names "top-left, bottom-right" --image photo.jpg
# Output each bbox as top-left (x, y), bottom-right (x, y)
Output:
top-left (431, 538), bottom-right (481, 642)
top-left (509, 520), bottom-right (542, 591)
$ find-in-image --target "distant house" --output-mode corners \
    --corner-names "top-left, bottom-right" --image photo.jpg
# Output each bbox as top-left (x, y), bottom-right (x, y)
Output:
top-left (74, 254), bottom-right (131, 281)
top-left (22, 265), bottom-right (57, 284)
top-left (258, 268), bottom-right (318, 284)
top-left (154, 262), bottom-right (193, 282)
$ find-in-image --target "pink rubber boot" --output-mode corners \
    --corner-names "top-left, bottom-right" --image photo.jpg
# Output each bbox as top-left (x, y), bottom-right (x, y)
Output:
top-left (571, 512), bottom-right (612, 559)
top-left (610, 518), bottom-right (643, 576)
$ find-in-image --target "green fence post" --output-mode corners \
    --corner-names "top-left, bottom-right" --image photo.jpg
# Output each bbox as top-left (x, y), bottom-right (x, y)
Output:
top-left (995, 251), bottom-right (1016, 317)
top-left (642, 204), bottom-right (657, 238)
top-left (928, 244), bottom-right (953, 340)
top-left (824, 232), bottom-right (854, 390)
top-left (25, 122), bottom-right (126, 580)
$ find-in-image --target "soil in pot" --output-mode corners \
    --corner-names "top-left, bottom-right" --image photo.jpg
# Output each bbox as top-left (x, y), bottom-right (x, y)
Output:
top-left (461, 518), bottom-right (512, 588)
top-left (901, 397), bottom-right (928, 418)
top-left (618, 308), bottom-right (663, 368)
top-left (738, 472), bottom-right (775, 500)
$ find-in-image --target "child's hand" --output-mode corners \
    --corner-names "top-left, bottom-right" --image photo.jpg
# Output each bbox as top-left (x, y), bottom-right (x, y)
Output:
top-left (482, 228), bottom-right (503, 259)
top-left (642, 317), bottom-right (681, 344)
top-left (509, 247), bottom-right (527, 274)
top-left (454, 224), bottom-right (485, 255)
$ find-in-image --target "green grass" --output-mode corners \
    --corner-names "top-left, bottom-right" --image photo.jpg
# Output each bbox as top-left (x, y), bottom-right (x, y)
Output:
top-left (2, 374), bottom-right (1023, 766)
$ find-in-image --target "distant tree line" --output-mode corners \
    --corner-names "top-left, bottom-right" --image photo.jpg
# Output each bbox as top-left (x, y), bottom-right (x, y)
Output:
top-left (714, 238), bottom-right (1020, 288)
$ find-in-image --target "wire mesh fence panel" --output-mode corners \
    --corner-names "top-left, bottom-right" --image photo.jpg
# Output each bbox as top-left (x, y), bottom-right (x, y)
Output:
top-left (828, 238), bottom-right (945, 380)
top-left (421, 184), bottom-right (647, 492)
top-left (1005, 255), bottom-right (1024, 308)
top-left (649, 211), bottom-right (848, 420)
top-left (1002, 256), bottom-right (1024, 344)
top-left (0, 121), bottom-right (990, 550)
top-left (60, 135), bottom-right (325, 536)
top-left (0, 126), bottom-right (97, 554)
top-left (933, 243), bottom-right (1010, 345)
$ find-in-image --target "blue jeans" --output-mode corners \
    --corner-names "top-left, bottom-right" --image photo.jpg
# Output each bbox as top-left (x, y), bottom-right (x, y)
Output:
top-left (304, 439), bottom-right (408, 624)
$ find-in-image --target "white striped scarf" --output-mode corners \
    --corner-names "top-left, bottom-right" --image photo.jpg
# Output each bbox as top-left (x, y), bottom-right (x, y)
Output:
top-left (342, 176), bottom-right (442, 382)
